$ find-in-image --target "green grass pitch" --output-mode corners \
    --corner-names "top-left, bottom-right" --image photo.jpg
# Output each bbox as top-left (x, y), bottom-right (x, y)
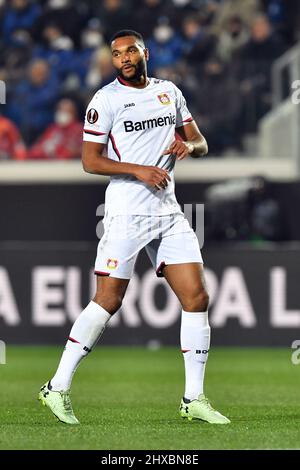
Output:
top-left (0, 346), bottom-right (299, 450)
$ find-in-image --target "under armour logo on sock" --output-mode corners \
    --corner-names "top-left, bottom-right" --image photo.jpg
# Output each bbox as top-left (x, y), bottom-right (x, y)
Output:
top-left (196, 349), bottom-right (209, 354)
top-left (83, 346), bottom-right (91, 353)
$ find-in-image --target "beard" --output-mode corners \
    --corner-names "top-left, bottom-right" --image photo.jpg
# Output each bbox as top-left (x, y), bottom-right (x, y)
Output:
top-left (118, 57), bottom-right (146, 82)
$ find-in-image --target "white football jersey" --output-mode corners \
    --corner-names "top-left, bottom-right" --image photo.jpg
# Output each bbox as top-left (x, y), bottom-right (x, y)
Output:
top-left (83, 76), bottom-right (193, 215)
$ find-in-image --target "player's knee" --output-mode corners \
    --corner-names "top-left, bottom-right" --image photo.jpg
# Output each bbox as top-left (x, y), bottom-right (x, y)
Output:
top-left (93, 294), bottom-right (123, 315)
top-left (182, 289), bottom-right (209, 312)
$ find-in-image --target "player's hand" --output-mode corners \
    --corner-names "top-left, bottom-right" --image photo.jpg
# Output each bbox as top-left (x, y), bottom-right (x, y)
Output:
top-left (134, 165), bottom-right (171, 190)
top-left (163, 140), bottom-right (194, 160)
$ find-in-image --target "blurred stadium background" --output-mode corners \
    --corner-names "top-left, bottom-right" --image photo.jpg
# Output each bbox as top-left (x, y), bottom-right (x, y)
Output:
top-left (1, 0), bottom-right (300, 451)
top-left (1, 0), bottom-right (300, 347)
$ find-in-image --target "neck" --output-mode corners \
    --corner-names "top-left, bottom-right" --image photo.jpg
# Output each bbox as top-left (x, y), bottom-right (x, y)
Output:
top-left (118, 74), bottom-right (148, 89)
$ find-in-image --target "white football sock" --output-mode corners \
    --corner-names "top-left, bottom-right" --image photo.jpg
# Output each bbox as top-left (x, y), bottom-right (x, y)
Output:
top-left (50, 301), bottom-right (112, 392)
top-left (180, 310), bottom-right (211, 401)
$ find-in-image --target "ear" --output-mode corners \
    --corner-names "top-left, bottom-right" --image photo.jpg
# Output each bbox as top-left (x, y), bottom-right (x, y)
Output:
top-left (144, 48), bottom-right (149, 62)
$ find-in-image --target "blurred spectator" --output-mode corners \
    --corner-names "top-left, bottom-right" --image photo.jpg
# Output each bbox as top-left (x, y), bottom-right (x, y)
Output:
top-left (0, 28), bottom-right (33, 86)
top-left (0, 113), bottom-right (27, 160)
top-left (261, 0), bottom-right (297, 45)
top-left (235, 14), bottom-right (287, 132)
top-left (6, 59), bottom-right (59, 144)
top-left (2, 0), bottom-right (41, 43)
top-left (182, 15), bottom-right (217, 66)
top-left (35, 0), bottom-right (86, 47)
top-left (72, 18), bottom-right (105, 88)
top-left (168, 0), bottom-right (201, 31)
top-left (91, 0), bottom-right (133, 42)
top-left (84, 46), bottom-right (115, 93)
top-left (192, 57), bottom-right (242, 154)
top-left (133, 0), bottom-right (168, 40)
top-left (282, 0), bottom-right (300, 43)
top-left (216, 15), bottom-right (250, 63)
top-left (80, 18), bottom-right (104, 51)
top-left (28, 99), bottom-right (82, 159)
top-left (212, 0), bottom-right (261, 34)
top-left (33, 24), bottom-right (75, 82)
top-left (264, 0), bottom-right (285, 26)
top-left (41, 23), bottom-right (74, 50)
top-left (147, 18), bottom-right (183, 72)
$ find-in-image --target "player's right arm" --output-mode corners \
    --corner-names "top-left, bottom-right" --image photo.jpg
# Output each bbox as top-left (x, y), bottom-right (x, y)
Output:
top-left (82, 141), bottom-right (171, 190)
top-left (82, 90), bottom-right (170, 190)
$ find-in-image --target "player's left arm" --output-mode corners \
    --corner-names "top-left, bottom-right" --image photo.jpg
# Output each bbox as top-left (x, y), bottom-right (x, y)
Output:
top-left (177, 121), bottom-right (208, 159)
top-left (167, 84), bottom-right (208, 160)
top-left (164, 121), bottom-right (208, 160)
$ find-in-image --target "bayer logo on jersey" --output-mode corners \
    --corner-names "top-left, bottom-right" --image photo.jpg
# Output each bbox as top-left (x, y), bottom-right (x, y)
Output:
top-left (155, 152), bottom-right (177, 172)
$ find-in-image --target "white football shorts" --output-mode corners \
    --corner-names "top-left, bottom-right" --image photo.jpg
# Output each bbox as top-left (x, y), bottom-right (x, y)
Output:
top-left (94, 212), bottom-right (203, 279)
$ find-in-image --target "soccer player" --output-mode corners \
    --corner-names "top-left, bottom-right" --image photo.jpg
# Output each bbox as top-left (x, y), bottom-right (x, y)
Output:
top-left (39, 30), bottom-right (230, 425)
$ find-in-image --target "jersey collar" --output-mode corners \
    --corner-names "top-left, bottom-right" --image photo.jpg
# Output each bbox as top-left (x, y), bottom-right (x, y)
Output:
top-left (116, 76), bottom-right (152, 90)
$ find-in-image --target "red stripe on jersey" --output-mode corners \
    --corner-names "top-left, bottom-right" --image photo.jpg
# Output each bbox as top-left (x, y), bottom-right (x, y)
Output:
top-left (181, 350), bottom-right (191, 353)
top-left (183, 117), bottom-right (193, 123)
top-left (109, 132), bottom-right (121, 161)
top-left (117, 76), bottom-right (132, 87)
top-left (69, 336), bottom-right (80, 344)
top-left (94, 270), bottom-right (110, 276)
top-left (84, 129), bottom-right (106, 136)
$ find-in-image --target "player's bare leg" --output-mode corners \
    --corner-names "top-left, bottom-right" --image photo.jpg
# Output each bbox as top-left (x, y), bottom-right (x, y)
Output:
top-left (93, 275), bottom-right (130, 313)
top-left (162, 262), bottom-right (230, 424)
top-left (39, 275), bottom-right (130, 424)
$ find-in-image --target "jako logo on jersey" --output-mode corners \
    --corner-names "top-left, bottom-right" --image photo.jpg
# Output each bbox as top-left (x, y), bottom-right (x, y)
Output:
top-left (157, 93), bottom-right (171, 105)
top-left (124, 102), bottom-right (135, 108)
top-left (107, 258), bottom-right (118, 269)
top-left (87, 108), bottom-right (99, 124)
top-left (124, 113), bottom-right (176, 132)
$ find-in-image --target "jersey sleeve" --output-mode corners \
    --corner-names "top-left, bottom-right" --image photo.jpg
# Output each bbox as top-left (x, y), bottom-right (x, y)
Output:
top-left (83, 90), bottom-right (113, 144)
top-left (174, 84), bottom-right (193, 128)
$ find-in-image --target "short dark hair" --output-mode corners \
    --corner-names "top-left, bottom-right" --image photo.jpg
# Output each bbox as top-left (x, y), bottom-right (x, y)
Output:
top-left (110, 29), bottom-right (145, 47)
